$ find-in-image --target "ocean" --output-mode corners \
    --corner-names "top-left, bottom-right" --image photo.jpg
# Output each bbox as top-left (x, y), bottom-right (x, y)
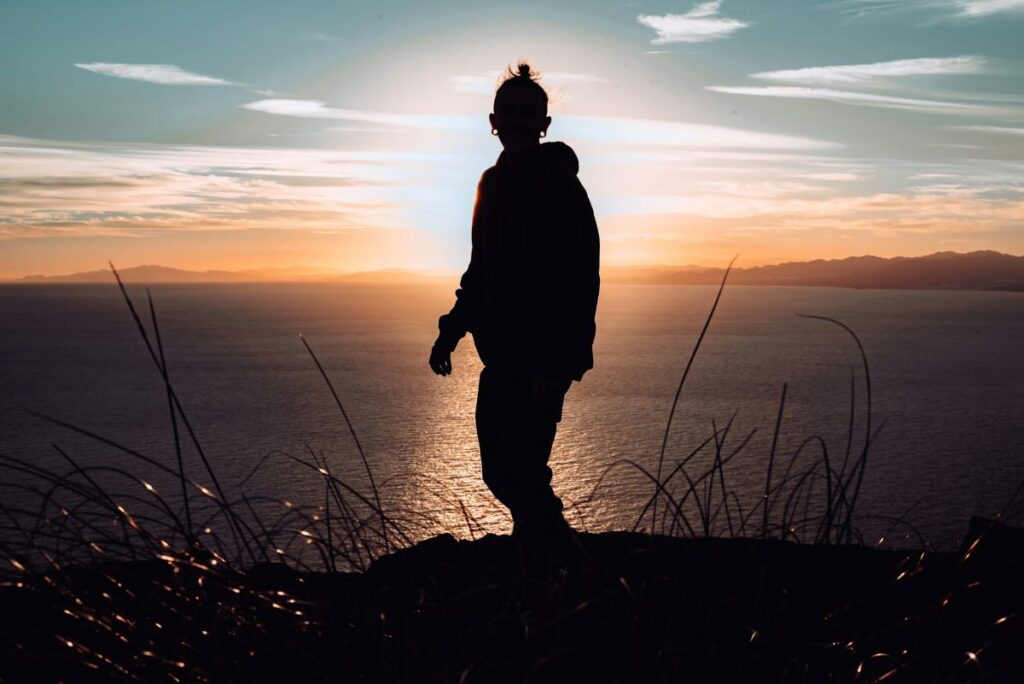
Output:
top-left (1, 282), bottom-right (1022, 550)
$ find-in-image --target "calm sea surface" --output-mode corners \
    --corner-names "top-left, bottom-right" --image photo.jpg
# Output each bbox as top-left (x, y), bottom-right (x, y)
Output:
top-left (1, 282), bottom-right (1022, 549)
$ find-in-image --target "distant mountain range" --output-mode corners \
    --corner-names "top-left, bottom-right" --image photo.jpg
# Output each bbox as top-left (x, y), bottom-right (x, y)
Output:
top-left (10, 251), bottom-right (1024, 291)
top-left (13, 265), bottom-right (453, 285)
top-left (604, 251), bottom-right (1024, 292)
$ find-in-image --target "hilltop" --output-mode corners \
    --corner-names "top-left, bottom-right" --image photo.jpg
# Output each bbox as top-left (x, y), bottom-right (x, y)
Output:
top-left (2, 519), bottom-right (1022, 682)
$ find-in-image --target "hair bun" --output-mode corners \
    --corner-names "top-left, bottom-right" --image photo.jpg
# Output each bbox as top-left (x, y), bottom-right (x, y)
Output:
top-left (494, 61), bottom-right (548, 109)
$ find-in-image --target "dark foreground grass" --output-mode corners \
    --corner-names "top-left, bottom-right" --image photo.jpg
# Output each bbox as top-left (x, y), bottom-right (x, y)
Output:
top-left (3, 521), bottom-right (1024, 683)
top-left (1, 264), bottom-right (1022, 682)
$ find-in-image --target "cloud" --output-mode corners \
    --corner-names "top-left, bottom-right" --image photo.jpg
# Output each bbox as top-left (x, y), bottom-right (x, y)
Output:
top-left (0, 134), bottom-right (435, 239)
top-left (74, 63), bottom-right (235, 86)
top-left (243, 99), bottom-right (367, 119)
top-left (751, 56), bottom-right (985, 87)
top-left (595, 156), bottom-right (1024, 229)
top-left (241, 99), bottom-right (475, 130)
top-left (545, 72), bottom-right (606, 84)
top-left (835, 0), bottom-right (1024, 18)
top-left (707, 85), bottom-right (1006, 114)
top-left (241, 100), bottom-right (836, 151)
top-left (560, 115), bottom-right (835, 150)
top-left (957, 0), bottom-right (1024, 15)
top-left (4, 133), bottom-right (1020, 272)
top-left (601, 187), bottom-right (1024, 237)
top-left (948, 125), bottom-right (1024, 135)
top-left (636, 1), bottom-right (748, 44)
top-left (799, 172), bottom-right (865, 181)
top-left (451, 71), bottom-right (603, 95)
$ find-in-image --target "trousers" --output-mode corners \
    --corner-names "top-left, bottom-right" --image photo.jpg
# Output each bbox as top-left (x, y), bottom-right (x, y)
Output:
top-left (475, 365), bottom-right (570, 524)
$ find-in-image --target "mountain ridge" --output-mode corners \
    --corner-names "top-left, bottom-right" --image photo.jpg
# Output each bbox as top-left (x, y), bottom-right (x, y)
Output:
top-left (8, 251), bottom-right (1024, 291)
top-left (11, 265), bottom-right (454, 284)
top-left (603, 250), bottom-right (1024, 291)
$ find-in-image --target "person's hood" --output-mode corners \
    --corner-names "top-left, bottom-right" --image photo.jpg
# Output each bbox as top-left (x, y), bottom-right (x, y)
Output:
top-left (496, 141), bottom-right (579, 177)
top-left (537, 141), bottom-right (579, 176)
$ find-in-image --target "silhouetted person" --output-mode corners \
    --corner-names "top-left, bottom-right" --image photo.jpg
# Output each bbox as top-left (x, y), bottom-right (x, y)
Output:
top-left (429, 62), bottom-right (600, 543)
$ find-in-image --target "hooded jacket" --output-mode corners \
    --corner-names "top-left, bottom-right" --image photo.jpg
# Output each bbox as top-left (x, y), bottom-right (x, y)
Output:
top-left (435, 141), bottom-right (600, 382)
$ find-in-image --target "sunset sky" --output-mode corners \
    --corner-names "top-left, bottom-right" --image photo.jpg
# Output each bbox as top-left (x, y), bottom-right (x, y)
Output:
top-left (2, 0), bottom-right (1023, 279)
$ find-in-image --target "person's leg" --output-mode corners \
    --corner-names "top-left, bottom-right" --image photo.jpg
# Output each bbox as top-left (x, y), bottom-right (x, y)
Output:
top-left (476, 365), bottom-right (519, 513)
top-left (506, 378), bottom-right (565, 526)
top-left (475, 365), bottom-right (568, 525)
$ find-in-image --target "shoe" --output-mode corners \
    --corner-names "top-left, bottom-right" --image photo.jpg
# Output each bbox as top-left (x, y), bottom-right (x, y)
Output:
top-left (512, 514), bottom-right (591, 591)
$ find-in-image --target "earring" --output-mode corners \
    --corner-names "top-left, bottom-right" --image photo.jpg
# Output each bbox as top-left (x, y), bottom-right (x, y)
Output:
top-left (539, 130), bottom-right (547, 138)
top-left (491, 128), bottom-right (499, 136)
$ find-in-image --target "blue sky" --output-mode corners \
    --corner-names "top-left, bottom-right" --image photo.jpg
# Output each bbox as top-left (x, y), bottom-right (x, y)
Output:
top-left (1, 0), bottom-right (1023, 277)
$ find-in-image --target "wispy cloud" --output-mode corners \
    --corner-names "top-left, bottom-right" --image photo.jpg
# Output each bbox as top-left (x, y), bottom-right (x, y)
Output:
top-left (241, 99), bottom-right (476, 130)
top-left (451, 71), bottom-right (603, 95)
top-left (707, 85), bottom-right (1006, 114)
top-left (559, 115), bottom-right (835, 150)
top-left (836, 0), bottom-right (1024, 19)
top-left (957, 0), bottom-right (1024, 15)
top-left (74, 63), bottom-right (235, 86)
top-left (5, 133), bottom-right (1020, 271)
top-left (751, 56), bottom-right (985, 87)
top-left (0, 134), bottom-right (429, 238)
top-left (603, 187), bottom-right (1024, 236)
top-left (598, 156), bottom-right (1024, 230)
top-left (636, 1), bottom-right (748, 44)
top-left (799, 172), bottom-right (865, 181)
top-left (948, 124), bottom-right (1024, 135)
top-left (241, 99), bottom-right (836, 150)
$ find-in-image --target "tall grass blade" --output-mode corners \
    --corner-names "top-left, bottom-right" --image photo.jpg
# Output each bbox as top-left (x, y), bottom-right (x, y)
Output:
top-left (146, 288), bottom-right (193, 544)
top-left (298, 334), bottom-right (390, 555)
top-left (652, 256), bottom-right (737, 534)
top-left (763, 382), bottom-right (787, 539)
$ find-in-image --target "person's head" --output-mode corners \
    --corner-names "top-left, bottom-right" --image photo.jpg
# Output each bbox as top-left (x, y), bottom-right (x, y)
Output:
top-left (490, 62), bottom-right (551, 154)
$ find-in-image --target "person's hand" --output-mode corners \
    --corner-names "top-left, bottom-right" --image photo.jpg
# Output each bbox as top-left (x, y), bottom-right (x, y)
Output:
top-left (429, 344), bottom-right (452, 376)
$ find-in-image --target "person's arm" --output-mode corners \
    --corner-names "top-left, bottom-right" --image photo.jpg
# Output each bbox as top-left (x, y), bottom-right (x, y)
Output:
top-left (531, 174), bottom-right (600, 383)
top-left (571, 175), bottom-right (601, 381)
top-left (434, 172), bottom-right (488, 355)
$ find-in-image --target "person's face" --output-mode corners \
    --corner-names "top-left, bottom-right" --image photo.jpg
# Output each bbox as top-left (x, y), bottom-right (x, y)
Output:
top-left (489, 88), bottom-right (551, 154)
